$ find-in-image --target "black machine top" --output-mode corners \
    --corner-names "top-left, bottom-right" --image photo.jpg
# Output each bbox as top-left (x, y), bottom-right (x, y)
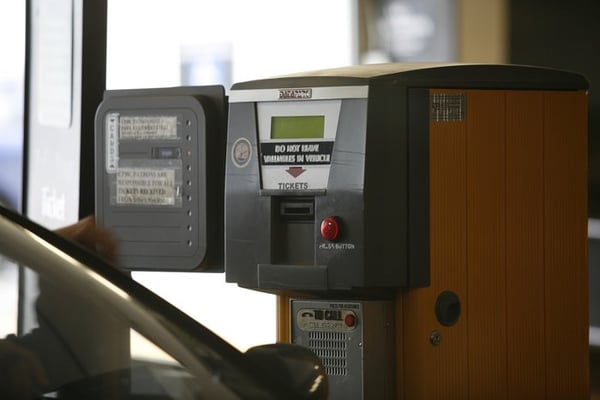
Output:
top-left (230, 63), bottom-right (589, 92)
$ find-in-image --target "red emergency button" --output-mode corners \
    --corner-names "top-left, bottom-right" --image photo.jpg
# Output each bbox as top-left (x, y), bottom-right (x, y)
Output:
top-left (320, 216), bottom-right (339, 241)
top-left (344, 312), bottom-right (357, 328)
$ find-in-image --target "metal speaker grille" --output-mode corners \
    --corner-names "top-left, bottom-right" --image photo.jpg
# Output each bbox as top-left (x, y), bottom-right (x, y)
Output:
top-left (308, 331), bottom-right (348, 376)
top-left (430, 93), bottom-right (466, 121)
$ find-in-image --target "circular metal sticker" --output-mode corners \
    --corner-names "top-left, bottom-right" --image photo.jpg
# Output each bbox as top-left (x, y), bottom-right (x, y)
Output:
top-left (231, 137), bottom-right (252, 168)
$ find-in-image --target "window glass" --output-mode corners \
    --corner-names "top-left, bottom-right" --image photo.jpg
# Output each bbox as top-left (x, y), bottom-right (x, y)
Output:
top-left (0, 2), bottom-right (24, 210)
top-left (106, 0), bottom-right (357, 351)
top-left (0, 259), bottom-right (18, 338)
top-left (0, 0), bottom-right (25, 343)
top-left (0, 258), bottom-right (234, 399)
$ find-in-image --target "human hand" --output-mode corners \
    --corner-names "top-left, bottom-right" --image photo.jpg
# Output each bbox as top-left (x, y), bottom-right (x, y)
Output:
top-left (0, 338), bottom-right (48, 399)
top-left (55, 215), bottom-right (118, 263)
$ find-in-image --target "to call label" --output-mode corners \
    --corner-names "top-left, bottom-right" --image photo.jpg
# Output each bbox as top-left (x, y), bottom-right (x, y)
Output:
top-left (296, 308), bottom-right (357, 332)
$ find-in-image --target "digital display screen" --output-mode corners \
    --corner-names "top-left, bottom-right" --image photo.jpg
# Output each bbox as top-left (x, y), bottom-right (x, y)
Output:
top-left (271, 115), bottom-right (325, 139)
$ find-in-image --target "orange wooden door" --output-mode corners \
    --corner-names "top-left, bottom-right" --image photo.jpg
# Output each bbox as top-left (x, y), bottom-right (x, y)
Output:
top-left (399, 89), bottom-right (588, 399)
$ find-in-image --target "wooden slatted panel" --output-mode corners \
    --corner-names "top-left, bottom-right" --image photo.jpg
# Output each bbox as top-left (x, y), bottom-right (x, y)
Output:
top-left (465, 90), bottom-right (507, 399)
top-left (401, 89), bottom-right (469, 399)
top-left (399, 89), bottom-right (588, 399)
top-left (543, 91), bottom-right (589, 398)
top-left (277, 294), bottom-right (291, 342)
top-left (505, 91), bottom-right (547, 398)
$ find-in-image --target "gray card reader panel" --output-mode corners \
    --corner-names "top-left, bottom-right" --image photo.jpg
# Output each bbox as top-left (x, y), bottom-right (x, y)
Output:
top-left (95, 86), bottom-right (226, 271)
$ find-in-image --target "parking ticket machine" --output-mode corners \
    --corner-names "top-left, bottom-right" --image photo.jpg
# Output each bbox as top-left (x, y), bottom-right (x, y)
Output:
top-left (225, 66), bottom-right (431, 293)
top-left (225, 64), bottom-right (590, 399)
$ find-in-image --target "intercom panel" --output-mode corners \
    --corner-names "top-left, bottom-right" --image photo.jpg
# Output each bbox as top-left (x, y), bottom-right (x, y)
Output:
top-left (290, 299), bottom-right (395, 399)
top-left (95, 86), bottom-right (226, 271)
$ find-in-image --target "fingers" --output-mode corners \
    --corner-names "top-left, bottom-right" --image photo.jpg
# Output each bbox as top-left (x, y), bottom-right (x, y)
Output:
top-left (55, 216), bottom-right (119, 263)
top-left (75, 216), bottom-right (119, 263)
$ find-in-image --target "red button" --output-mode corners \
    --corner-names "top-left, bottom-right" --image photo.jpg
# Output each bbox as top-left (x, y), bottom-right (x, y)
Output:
top-left (320, 216), bottom-right (339, 241)
top-left (344, 313), bottom-right (356, 327)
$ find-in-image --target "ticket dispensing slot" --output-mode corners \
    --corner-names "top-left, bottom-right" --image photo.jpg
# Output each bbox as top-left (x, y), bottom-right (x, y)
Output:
top-left (278, 197), bottom-right (314, 221)
top-left (266, 196), bottom-right (318, 288)
top-left (274, 197), bottom-right (315, 266)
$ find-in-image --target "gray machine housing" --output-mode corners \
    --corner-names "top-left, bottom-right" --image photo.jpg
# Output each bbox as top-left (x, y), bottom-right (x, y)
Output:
top-left (95, 86), bottom-right (227, 271)
top-left (225, 64), bottom-right (433, 293)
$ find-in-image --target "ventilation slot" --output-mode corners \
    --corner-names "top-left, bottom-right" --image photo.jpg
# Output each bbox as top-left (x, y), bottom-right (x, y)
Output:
top-left (308, 331), bottom-right (348, 376)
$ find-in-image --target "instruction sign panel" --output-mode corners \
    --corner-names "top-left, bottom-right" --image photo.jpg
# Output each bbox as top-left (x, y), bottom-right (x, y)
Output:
top-left (255, 99), bottom-right (341, 191)
top-left (114, 168), bottom-right (179, 206)
top-left (260, 141), bottom-right (334, 165)
top-left (259, 141), bottom-right (334, 191)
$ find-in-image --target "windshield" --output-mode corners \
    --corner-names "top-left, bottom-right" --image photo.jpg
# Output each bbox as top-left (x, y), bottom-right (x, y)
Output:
top-left (0, 207), bottom-right (282, 400)
top-left (2, 268), bottom-right (217, 399)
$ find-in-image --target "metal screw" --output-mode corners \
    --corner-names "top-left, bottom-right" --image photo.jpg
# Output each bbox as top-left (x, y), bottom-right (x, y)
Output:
top-left (430, 330), bottom-right (442, 346)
